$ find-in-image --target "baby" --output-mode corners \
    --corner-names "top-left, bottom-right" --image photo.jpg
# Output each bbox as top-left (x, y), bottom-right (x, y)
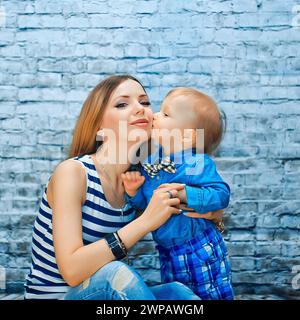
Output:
top-left (121, 88), bottom-right (234, 300)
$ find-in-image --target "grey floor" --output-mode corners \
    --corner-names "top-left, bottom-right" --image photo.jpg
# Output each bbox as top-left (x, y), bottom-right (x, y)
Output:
top-left (0, 293), bottom-right (24, 300)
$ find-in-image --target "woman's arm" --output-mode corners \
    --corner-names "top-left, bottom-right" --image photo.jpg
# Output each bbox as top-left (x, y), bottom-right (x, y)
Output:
top-left (184, 209), bottom-right (224, 222)
top-left (50, 161), bottom-right (183, 287)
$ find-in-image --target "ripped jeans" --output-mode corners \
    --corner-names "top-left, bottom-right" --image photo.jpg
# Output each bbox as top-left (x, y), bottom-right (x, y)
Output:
top-left (63, 260), bottom-right (201, 300)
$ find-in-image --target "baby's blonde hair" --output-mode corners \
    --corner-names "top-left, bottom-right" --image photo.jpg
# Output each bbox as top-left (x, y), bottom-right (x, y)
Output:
top-left (166, 87), bottom-right (226, 154)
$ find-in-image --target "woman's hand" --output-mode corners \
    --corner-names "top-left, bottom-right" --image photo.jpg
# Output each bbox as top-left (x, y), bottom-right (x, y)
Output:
top-left (157, 183), bottom-right (187, 203)
top-left (184, 209), bottom-right (224, 223)
top-left (139, 184), bottom-right (184, 232)
top-left (156, 183), bottom-right (224, 223)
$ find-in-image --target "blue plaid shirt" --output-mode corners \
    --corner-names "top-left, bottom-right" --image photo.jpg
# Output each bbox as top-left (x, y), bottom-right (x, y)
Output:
top-left (127, 146), bottom-right (230, 248)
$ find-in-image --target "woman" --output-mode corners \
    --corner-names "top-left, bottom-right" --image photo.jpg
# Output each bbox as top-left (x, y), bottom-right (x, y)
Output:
top-left (24, 75), bottom-right (223, 300)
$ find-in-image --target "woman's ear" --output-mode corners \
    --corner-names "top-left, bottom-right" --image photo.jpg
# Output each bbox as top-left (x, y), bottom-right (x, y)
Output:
top-left (95, 129), bottom-right (105, 151)
top-left (96, 129), bottom-right (105, 142)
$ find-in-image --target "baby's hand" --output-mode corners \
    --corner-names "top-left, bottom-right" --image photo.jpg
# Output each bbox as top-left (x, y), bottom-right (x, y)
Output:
top-left (121, 171), bottom-right (145, 197)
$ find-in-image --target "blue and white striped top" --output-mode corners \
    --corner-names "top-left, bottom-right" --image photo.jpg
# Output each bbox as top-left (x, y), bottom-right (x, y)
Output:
top-left (24, 154), bottom-right (136, 299)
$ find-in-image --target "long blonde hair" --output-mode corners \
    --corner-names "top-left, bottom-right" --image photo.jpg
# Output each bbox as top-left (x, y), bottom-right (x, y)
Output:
top-left (67, 75), bottom-right (146, 158)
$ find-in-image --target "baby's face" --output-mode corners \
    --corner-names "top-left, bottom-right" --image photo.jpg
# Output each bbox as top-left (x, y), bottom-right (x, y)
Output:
top-left (153, 95), bottom-right (198, 131)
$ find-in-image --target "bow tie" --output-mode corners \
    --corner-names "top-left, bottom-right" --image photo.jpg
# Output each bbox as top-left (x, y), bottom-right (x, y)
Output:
top-left (142, 157), bottom-right (176, 178)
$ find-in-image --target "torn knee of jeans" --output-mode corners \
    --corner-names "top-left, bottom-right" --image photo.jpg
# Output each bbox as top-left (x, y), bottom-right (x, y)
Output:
top-left (110, 264), bottom-right (137, 293)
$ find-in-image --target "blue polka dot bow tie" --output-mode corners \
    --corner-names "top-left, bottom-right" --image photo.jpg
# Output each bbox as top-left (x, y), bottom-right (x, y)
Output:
top-left (142, 157), bottom-right (176, 178)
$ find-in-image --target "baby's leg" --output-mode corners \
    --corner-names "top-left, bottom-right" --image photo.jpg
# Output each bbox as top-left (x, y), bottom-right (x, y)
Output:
top-left (191, 254), bottom-right (234, 300)
top-left (157, 228), bottom-right (234, 300)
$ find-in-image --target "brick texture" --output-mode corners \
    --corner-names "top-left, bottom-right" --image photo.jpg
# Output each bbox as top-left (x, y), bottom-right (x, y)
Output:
top-left (0, 0), bottom-right (299, 299)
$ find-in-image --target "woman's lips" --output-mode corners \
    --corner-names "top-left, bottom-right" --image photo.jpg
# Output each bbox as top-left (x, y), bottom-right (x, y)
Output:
top-left (130, 119), bottom-right (149, 127)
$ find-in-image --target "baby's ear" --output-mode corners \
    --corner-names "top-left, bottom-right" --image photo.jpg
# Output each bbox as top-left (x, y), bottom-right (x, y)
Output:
top-left (194, 128), bottom-right (205, 153)
top-left (182, 128), bottom-right (197, 146)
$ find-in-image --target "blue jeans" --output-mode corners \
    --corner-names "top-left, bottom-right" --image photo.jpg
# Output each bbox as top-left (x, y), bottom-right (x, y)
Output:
top-left (63, 261), bottom-right (201, 300)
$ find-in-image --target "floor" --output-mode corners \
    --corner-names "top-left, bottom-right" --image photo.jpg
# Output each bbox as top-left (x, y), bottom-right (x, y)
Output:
top-left (0, 293), bottom-right (24, 300)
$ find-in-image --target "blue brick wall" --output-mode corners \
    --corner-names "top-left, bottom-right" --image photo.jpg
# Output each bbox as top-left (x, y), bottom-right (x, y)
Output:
top-left (0, 0), bottom-right (300, 298)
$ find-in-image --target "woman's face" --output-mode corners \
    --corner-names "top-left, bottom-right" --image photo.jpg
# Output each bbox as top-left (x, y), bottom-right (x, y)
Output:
top-left (100, 79), bottom-right (153, 146)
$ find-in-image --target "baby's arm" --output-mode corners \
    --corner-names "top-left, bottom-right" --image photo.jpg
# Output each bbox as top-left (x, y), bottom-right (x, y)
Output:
top-left (121, 171), bottom-right (145, 197)
top-left (121, 171), bottom-right (147, 210)
top-left (158, 156), bottom-right (230, 216)
top-left (184, 181), bottom-right (230, 214)
top-left (157, 182), bottom-right (228, 218)
top-left (185, 156), bottom-right (230, 214)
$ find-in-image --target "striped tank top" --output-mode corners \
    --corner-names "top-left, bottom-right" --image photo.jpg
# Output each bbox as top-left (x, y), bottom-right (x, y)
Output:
top-left (24, 154), bottom-right (136, 299)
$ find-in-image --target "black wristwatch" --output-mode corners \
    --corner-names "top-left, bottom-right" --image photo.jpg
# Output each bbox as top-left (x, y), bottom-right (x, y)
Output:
top-left (104, 233), bottom-right (127, 260)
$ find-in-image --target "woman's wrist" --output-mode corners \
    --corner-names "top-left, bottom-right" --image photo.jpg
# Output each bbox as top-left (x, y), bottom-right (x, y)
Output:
top-left (116, 214), bottom-right (150, 251)
top-left (104, 232), bottom-right (127, 260)
top-left (134, 214), bottom-right (151, 236)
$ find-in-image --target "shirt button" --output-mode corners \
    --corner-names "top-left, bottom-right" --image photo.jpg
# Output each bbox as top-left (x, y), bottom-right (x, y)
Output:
top-left (156, 176), bottom-right (160, 180)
